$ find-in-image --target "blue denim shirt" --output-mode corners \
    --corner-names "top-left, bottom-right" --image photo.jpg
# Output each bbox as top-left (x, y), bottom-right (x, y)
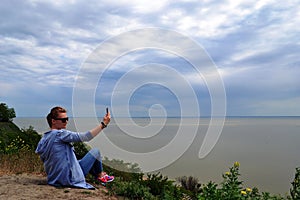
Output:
top-left (35, 129), bottom-right (94, 189)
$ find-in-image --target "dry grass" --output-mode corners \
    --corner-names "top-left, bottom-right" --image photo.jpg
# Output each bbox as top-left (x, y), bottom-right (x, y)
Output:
top-left (0, 150), bottom-right (118, 200)
top-left (0, 150), bottom-right (44, 175)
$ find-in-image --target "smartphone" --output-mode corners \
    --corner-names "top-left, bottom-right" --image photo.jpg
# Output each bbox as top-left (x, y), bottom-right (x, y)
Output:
top-left (106, 107), bottom-right (109, 114)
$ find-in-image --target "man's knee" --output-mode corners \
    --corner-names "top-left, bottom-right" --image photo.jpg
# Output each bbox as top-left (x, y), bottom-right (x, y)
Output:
top-left (89, 148), bottom-right (101, 159)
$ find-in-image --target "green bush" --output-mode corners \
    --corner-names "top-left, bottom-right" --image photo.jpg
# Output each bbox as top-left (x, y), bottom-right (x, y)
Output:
top-left (104, 161), bottom-right (295, 199)
top-left (5, 135), bottom-right (31, 154)
top-left (0, 122), bottom-right (44, 173)
top-left (0, 103), bottom-right (16, 122)
top-left (108, 179), bottom-right (155, 199)
top-left (0, 123), bottom-right (41, 154)
top-left (177, 175), bottom-right (202, 198)
top-left (0, 122), bottom-right (23, 153)
top-left (199, 181), bottom-right (221, 200)
top-left (143, 172), bottom-right (182, 199)
top-left (290, 167), bottom-right (300, 200)
top-left (73, 142), bottom-right (91, 159)
top-left (197, 162), bottom-right (288, 200)
top-left (220, 161), bottom-right (243, 200)
top-left (20, 125), bottom-right (41, 150)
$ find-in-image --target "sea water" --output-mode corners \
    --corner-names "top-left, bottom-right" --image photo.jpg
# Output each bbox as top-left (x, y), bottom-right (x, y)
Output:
top-left (14, 117), bottom-right (300, 195)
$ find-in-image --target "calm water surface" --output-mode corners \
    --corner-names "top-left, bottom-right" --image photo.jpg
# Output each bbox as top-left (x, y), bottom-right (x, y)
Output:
top-left (14, 117), bottom-right (300, 195)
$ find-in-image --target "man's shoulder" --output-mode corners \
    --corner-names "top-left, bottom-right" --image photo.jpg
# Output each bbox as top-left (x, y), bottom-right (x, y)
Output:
top-left (42, 130), bottom-right (69, 140)
top-left (46, 129), bottom-right (70, 134)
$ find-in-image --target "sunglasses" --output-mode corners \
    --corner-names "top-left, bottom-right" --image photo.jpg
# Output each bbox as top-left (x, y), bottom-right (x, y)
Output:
top-left (54, 117), bottom-right (69, 123)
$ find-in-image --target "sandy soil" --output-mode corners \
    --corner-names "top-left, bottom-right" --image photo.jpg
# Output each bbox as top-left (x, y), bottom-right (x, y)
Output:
top-left (0, 173), bottom-right (118, 200)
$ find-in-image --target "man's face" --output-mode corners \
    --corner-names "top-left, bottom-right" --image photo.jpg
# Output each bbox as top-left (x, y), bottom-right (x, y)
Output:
top-left (51, 112), bottom-right (68, 130)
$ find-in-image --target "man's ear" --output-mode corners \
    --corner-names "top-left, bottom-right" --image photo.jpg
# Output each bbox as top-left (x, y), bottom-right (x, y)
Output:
top-left (51, 119), bottom-right (56, 126)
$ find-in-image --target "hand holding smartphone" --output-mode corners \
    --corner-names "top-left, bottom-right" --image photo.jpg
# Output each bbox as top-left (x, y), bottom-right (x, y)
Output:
top-left (101, 107), bottom-right (110, 128)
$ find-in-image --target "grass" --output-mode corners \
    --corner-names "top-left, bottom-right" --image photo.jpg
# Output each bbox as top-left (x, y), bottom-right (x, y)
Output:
top-left (0, 121), bottom-right (43, 175)
top-left (0, 149), bottom-right (44, 175)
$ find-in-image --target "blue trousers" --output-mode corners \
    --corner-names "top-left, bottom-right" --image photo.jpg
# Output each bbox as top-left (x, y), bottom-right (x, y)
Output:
top-left (79, 148), bottom-right (103, 177)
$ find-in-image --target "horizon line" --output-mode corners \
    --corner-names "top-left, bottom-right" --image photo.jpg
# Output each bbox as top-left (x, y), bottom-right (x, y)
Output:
top-left (14, 115), bottom-right (300, 118)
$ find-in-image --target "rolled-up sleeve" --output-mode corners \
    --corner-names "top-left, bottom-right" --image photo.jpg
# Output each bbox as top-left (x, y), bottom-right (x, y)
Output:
top-left (58, 130), bottom-right (94, 143)
top-left (79, 131), bottom-right (93, 142)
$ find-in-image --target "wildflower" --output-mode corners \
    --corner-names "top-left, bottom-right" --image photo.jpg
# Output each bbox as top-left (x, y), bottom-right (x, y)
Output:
top-left (241, 190), bottom-right (247, 195)
top-left (225, 171), bottom-right (230, 176)
top-left (246, 188), bottom-right (252, 192)
top-left (234, 161), bottom-right (240, 168)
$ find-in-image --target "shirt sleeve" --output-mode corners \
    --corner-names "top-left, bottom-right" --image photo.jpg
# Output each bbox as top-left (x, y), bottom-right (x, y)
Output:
top-left (79, 131), bottom-right (94, 142)
top-left (58, 130), bottom-right (94, 143)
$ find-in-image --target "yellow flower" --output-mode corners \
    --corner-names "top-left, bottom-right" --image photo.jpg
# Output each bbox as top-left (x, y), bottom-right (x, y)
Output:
top-left (241, 191), bottom-right (247, 195)
top-left (234, 161), bottom-right (240, 168)
top-left (246, 188), bottom-right (252, 192)
top-left (225, 171), bottom-right (230, 176)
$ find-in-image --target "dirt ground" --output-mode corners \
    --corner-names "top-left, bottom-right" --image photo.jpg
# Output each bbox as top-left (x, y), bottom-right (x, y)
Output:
top-left (0, 173), bottom-right (118, 200)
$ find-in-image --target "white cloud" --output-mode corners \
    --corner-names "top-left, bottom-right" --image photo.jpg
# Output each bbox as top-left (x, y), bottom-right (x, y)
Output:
top-left (160, 0), bottom-right (258, 38)
top-left (102, 0), bottom-right (171, 13)
top-left (1, 0), bottom-right (300, 116)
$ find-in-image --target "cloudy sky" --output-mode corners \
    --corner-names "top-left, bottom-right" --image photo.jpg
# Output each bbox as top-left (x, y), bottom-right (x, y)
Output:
top-left (1, 0), bottom-right (299, 117)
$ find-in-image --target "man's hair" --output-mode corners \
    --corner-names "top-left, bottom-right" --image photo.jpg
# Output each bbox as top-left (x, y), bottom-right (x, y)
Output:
top-left (46, 106), bottom-right (67, 127)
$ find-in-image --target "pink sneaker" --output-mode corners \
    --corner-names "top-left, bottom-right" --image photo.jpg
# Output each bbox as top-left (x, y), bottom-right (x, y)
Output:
top-left (104, 175), bottom-right (114, 183)
top-left (98, 175), bottom-right (114, 183)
